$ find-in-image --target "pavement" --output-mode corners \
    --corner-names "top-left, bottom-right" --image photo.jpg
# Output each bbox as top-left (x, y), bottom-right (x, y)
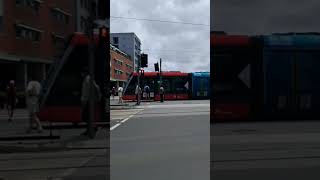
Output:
top-left (0, 108), bottom-right (108, 180)
top-left (111, 100), bottom-right (210, 180)
top-left (212, 121), bottom-right (320, 179)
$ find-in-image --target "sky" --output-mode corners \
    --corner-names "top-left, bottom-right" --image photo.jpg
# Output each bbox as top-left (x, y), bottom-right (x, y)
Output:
top-left (110, 0), bottom-right (210, 72)
top-left (212, 0), bottom-right (320, 35)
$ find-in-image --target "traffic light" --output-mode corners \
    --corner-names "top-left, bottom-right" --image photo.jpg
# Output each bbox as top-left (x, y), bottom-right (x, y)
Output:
top-left (154, 62), bottom-right (159, 72)
top-left (141, 54), bottom-right (148, 67)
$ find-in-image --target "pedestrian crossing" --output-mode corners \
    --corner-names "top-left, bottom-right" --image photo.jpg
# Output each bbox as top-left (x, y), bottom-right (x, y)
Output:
top-left (111, 109), bottom-right (143, 121)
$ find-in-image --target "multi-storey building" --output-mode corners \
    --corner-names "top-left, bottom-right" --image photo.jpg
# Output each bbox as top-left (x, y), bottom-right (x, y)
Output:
top-left (0, 0), bottom-right (75, 90)
top-left (110, 32), bottom-right (141, 72)
top-left (110, 43), bottom-right (134, 88)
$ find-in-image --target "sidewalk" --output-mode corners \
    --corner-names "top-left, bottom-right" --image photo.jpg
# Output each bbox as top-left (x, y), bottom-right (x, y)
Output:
top-left (0, 109), bottom-right (107, 153)
top-left (110, 96), bottom-right (136, 110)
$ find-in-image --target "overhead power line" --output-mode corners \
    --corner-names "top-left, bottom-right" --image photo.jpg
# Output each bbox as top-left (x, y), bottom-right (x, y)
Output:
top-left (110, 16), bottom-right (210, 26)
top-left (142, 48), bottom-right (209, 53)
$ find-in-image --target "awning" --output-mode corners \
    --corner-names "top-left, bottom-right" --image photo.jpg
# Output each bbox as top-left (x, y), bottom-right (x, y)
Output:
top-left (16, 23), bottom-right (43, 33)
top-left (52, 8), bottom-right (72, 16)
top-left (34, 0), bottom-right (44, 3)
top-left (0, 52), bottom-right (52, 64)
top-left (0, 53), bottom-right (20, 62)
top-left (51, 33), bottom-right (65, 39)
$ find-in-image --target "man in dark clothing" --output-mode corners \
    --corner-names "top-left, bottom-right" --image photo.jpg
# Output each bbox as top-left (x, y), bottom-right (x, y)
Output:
top-left (81, 68), bottom-right (101, 138)
top-left (160, 85), bottom-right (164, 103)
top-left (6, 80), bottom-right (17, 121)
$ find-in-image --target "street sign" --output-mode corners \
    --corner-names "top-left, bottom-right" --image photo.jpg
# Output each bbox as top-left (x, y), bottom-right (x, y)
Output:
top-left (238, 64), bottom-right (251, 88)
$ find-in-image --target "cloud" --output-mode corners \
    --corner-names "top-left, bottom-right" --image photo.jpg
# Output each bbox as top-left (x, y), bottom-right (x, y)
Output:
top-left (111, 0), bottom-right (210, 72)
top-left (211, 0), bottom-right (320, 35)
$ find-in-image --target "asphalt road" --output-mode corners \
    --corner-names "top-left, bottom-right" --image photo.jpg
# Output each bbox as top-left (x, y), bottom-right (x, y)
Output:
top-left (111, 100), bottom-right (210, 180)
top-left (212, 121), bottom-right (320, 179)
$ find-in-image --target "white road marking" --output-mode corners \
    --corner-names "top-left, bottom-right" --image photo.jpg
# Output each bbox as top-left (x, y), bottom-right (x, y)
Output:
top-left (110, 123), bottom-right (121, 131)
top-left (49, 155), bottom-right (96, 179)
top-left (110, 111), bottom-right (141, 131)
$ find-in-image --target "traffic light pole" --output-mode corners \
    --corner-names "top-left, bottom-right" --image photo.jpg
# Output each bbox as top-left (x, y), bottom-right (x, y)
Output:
top-left (87, 1), bottom-right (95, 138)
top-left (160, 58), bottom-right (162, 85)
top-left (137, 52), bottom-right (141, 105)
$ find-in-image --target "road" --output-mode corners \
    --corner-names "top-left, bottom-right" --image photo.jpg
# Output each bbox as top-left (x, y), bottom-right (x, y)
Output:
top-left (111, 100), bottom-right (210, 180)
top-left (212, 121), bottom-right (320, 179)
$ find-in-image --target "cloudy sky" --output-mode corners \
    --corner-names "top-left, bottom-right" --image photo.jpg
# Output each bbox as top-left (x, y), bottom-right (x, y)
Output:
top-left (111, 0), bottom-right (210, 72)
top-left (212, 0), bottom-right (320, 35)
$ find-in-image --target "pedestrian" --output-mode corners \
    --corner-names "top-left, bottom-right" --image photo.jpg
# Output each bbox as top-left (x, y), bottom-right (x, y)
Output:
top-left (6, 80), bottom-right (17, 121)
top-left (135, 84), bottom-right (140, 104)
top-left (0, 81), bottom-right (5, 110)
top-left (160, 85), bottom-right (164, 103)
top-left (144, 84), bottom-right (150, 100)
top-left (111, 86), bottom-right (116, 100)
top-left (80, 68), bottom-right (101, 138)
top-left (26, 76), bottom-right (43, 133)
top-left (118, 85), bottom-right (123, 104)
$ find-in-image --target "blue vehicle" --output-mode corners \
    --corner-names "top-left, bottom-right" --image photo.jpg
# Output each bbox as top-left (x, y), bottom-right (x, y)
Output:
top-left (191, 72), bottom-right (210, 99)
top-left (262, 33), bottom-right (320, 119)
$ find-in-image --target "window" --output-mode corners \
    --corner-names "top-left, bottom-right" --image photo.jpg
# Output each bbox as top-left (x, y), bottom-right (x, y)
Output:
top-left (16, 25), bottom-right (41, 42)
top-left (113, 37), bottom-right (119, 44)
top-left (114, 59), bottom-right (123, 66)
top-left (114, 69), bottom-right (123, 75)
top-left (52, 9), bottom-right (70, 24)
top-left (16, 0), bottom-right (40, 14)
top-left (16, 0), bottom-right (23, 5)
top-left (0, 16), bottom-right (3, 32)
top-left (80, 16), bottom-right (85, 31)
top-left (84, 0), bottom-right (88, 9)
top-left (80, 0), bottom-right (84, 8)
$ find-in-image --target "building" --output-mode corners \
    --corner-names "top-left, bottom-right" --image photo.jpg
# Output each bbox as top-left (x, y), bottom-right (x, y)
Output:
top-left (0, 0), bottom-right (75, 90)
top-left (110, 32), bottom-right (141, 72)
top-left (74, 0), bottom-right (97, 33)
top-left (110, 43), bottom-right (134, 88)
top-left (74, 0), bottom-right (109, 33)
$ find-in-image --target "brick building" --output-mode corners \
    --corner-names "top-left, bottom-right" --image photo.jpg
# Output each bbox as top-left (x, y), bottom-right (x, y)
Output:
top-left (0, 0), bottom-right (74, 90)
top-left (110, 43), bottom-right (133, 88)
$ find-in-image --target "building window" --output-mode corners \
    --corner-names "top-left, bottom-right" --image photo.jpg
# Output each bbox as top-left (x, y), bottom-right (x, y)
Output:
top-left (114, 59), bottom-right (123, 66)
top-left (52, 8), bottom-right (70, 24)
top-left (80, 16), bottom-right (86, 31)
top-left (15, 25), bottom-right (41, 42)
top-left (80, 0), bottom-right (84, 8)
top-left (113, 37), bottom-right (119, 44)
top-left (84, 0), bottom-right (88, 9)
top-left (114, 69), bottom-right (123, 75)
top-left (16, 0), bottom-right (41, 14)
top-left (0, 17), bottom-right (2, 32)
top-left (16, 0), bottom-right (23, 5)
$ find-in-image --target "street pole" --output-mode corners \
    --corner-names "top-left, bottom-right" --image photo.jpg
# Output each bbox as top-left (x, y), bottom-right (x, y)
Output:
top-left (137, 53), bottom-right (141, 105)
top-left (87, 1), bottom-right (95, 138)
top-left (160, 58), bottom-right (162, 85)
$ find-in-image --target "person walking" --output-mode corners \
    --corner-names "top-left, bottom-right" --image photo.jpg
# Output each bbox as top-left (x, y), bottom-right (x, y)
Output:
top-left (144, 84), bottom-right (150, 100)
top-left (81, 68), bottom-right (101, 138)
top-left (0, 81), bottom-right (5, 110)
top-left (118, 85), bottom-right (123, 104)
top-left (160, 85), bottom-right (164, 103)
top-left (135, 84), bottom-right (142, 105)
top-left (26, 76), bottom-right (43, 133)
top-left (111, 86), bottom-right (116, 100)
top-left (6, 80), bottom-right (17, 121)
